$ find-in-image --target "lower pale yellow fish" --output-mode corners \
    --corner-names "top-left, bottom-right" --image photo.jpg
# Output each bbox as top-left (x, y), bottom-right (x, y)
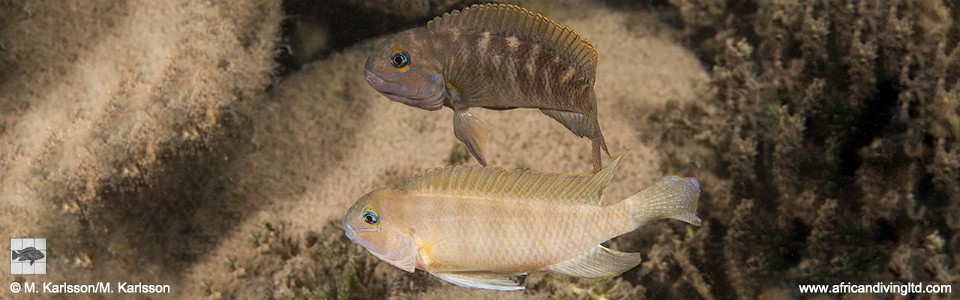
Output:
top-left (343, 156), bottom-right (702, 290)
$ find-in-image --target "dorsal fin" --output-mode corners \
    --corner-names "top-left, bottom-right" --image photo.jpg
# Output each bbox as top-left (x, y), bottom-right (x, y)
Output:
top-left (401, 156), bottom-right (622, 206)
top-left (427, 3), bottom-right (598, 85)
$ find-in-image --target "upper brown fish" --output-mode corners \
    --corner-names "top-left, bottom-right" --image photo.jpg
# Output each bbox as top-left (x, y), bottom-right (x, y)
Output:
top-left (363, 3), bottom-right (609, 172)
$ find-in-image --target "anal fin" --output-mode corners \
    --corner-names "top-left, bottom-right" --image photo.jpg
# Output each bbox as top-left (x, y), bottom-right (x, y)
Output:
top-left (453, 109), bottom-right (490, 166)
top-left (544, 245), bottom-right (642, 278)
top-left (433, 272), bottom-right (524, 291)
top-left (541, 109), bottom-right (608, 172)
top-left (541, 109), bottom-right (592, 138)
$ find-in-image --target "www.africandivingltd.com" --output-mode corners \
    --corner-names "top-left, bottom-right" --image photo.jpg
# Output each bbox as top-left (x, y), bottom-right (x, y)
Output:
top-left (799, 281), bottom-right (952, 296)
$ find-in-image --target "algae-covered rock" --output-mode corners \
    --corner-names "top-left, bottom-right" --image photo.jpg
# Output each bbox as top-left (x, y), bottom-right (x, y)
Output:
top-left (648, 0), bottom-right (960, 297)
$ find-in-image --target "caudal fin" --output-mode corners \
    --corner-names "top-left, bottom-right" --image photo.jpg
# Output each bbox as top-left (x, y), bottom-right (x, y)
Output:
top-left (12, 250), bottom-right (19, 260)
top-left (628, 177), bottom-right (702, 227)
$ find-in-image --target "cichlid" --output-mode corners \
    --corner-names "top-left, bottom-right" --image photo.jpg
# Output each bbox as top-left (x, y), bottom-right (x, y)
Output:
top-left (343, 156), bottom-right (702, 290)
top-left (363, 3), bottom-right (610, 172)
top-left (12, 247), bottom-right (45, 265)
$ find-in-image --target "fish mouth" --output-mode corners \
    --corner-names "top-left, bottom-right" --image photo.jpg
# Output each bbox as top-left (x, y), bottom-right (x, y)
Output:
top-left (363, 69), bottom-right (383, 87)
top-left (363, 69), bottom-right (408, 99)
top-left (343, 218), bottom-right (358, 242)
top-left (363, 71), bottom-right (445, 111)
top-left (343, 222), bottom-right (380, 256)
top-left (363, 70), bottom-right (406, 100)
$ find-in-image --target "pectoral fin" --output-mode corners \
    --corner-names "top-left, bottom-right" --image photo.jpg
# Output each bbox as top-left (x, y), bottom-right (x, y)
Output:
top-left (453, 110), bottom-right (490, 166)
top-left (433, 272), bottom-right (524, 291)
top-left (544, 245), bottom-right (642, 278)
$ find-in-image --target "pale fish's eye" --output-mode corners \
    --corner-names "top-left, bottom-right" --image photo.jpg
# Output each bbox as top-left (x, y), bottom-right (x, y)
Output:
top-left (362, 210), bottom-right (379, 225)
top-left (389, 51), bottom-right (409, 68)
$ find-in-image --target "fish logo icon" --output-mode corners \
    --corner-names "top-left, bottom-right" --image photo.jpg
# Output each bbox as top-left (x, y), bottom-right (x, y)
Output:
top-left (12, 247), bottom-right (45, 265)
top-left (10, 238), bottom-right (47, 275)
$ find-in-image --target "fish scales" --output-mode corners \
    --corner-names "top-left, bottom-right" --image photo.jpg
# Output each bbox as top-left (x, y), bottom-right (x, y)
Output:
top-left (344, 156), bottom-right (703, 290)
top-left (398, 188), bottom-right (612, 273)
top-left (436, 30), bottom-right (588, 111)
top-left (364, 3), bottom-right (610, 171)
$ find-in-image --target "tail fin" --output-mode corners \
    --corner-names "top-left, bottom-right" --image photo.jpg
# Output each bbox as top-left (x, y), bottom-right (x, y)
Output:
top-left (628, 177), bottom-right (702, 227)
top-left (12, 250), bottom-right (19, 260)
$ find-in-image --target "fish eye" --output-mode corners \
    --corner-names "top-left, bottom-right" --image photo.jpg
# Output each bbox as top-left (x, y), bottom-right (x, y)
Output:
top-left (362, 210), bottom-right (379, 225)
top-left (389, 51), bottom-right (409, 68)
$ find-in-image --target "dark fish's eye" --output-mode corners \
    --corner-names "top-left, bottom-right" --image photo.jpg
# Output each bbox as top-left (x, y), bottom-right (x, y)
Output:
top-left (362, 210), bottom-right (379, 225)
top-left (389, 51), bottom-right (409, 68)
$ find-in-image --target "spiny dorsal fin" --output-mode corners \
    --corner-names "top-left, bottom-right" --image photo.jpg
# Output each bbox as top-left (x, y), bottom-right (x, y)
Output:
top-left (402, 156), bottom-right (622, 206)
top-left (427, 3), bottom-right (598, 85)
